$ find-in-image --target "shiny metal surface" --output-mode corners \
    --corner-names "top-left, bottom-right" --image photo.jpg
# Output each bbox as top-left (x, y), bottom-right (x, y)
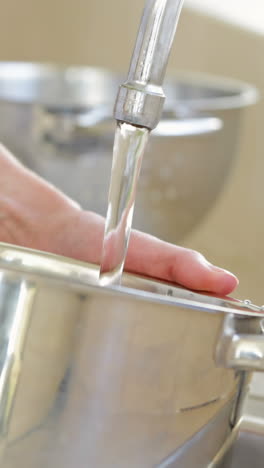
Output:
top-left (216, 314), bottom-right (264, 371)
top-left (0, 278), bottom-right (36, 442)
top-left (0, 243), bottom-right (264, 467)
top-left (114, 0), bottom-right (184, 129)
top-left (207, 399), bottom-right (264, 467)
top-left (158, 398), bottom-right (235, 467)
top-left (227, 411), bottom-right (264, 467)
top-left (0, 63), bottom-right (258, 242)
top-left (221, 380), bottom-right (264, 467)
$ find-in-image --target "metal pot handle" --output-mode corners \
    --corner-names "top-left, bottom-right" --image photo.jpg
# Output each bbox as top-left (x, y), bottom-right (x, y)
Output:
top-left (35, 106), bottom-right (223, 146)
top-left (216, 314), bottom-right (264, 372)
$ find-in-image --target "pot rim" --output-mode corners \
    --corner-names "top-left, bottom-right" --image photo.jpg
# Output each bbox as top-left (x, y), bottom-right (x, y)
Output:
top-left (166, 70), bottom-right (258, 111)
top-left (0, 242), bottom-right (263, 318)
top-left (0, 61), bottom-right (258, 111)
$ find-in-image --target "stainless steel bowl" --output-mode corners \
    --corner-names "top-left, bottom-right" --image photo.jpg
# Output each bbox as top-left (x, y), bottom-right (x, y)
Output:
top-left (0, 62), bottom-right (258, 242)
top-left (0, 243), bottom-right (264, 467)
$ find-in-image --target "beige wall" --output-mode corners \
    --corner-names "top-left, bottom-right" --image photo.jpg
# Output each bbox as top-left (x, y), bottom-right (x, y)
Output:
top-left (0, 0), bottom-right (142, 68)
top-left (0, 1), bottom-right (263, 303)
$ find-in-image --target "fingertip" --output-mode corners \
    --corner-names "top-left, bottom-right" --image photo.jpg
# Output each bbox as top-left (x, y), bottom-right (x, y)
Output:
top-left (211, 271), bottom-right (239, 296)
top-left (173, 254), bottom-right (239, 296)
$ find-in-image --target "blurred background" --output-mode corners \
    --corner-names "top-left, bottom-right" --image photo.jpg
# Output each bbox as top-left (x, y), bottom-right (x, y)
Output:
top-left (0, 0), bottom-right (263, 305)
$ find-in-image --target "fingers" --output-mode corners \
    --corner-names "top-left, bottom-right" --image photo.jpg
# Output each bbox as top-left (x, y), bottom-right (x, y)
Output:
top-left (0, 143), bottom-right (80, 249)
top-left (0, 143), bottom-right (80, 212)
top-left (125, 230), bottom-right (238, 295)
top-left (66, 212), bottom-right (238, 295)
top-left (0, 143), bottom-right (238, 295)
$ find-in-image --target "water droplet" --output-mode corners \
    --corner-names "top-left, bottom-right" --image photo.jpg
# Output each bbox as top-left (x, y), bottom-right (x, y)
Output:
top-left (243, 299), bottom-right (252, 306)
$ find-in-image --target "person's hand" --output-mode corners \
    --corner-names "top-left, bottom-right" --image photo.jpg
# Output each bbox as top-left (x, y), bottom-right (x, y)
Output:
top-left (0, 144), bottom-right (238, 295)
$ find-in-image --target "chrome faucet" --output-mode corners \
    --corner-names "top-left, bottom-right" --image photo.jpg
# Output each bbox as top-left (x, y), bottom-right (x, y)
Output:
top-left (114, 0), bottom-right (184, 130)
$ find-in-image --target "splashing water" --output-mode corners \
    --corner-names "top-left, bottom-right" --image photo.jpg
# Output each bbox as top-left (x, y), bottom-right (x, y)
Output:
top-left (99, 122), bottom-right (149, 286)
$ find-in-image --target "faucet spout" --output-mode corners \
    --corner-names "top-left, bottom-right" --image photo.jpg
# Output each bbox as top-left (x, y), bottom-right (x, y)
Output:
top-left (114, 0), bottom-right (184, 130)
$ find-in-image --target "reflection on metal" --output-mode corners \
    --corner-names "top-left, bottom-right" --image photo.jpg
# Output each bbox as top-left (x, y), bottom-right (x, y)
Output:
top-left (208, 409), bottom-right (264, 468)
top-left (207, 425), bottom-right (239, 468)
top-left (0, 244), bottom-right (263, 466)
top-left (216, 314), bottom-right (264, 371)
top-left (224, 299), bottom-right (264, 314)
top-left (0, 276), bottom-right (35, 459)
top-left (158, 398), bottom-right (235, 468)
top-left (229, 372), bottom-right (251, 428)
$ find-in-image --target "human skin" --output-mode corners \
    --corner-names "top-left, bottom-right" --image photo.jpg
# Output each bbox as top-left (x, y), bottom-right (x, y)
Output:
top-left (0, 144), bottom-right (238, 295)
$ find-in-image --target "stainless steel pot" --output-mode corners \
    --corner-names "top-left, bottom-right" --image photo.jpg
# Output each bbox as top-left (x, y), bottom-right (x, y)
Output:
top-left (0, 62), bottom-right (258, 242)
top-left (0, 243), bottom-right (263, 468)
